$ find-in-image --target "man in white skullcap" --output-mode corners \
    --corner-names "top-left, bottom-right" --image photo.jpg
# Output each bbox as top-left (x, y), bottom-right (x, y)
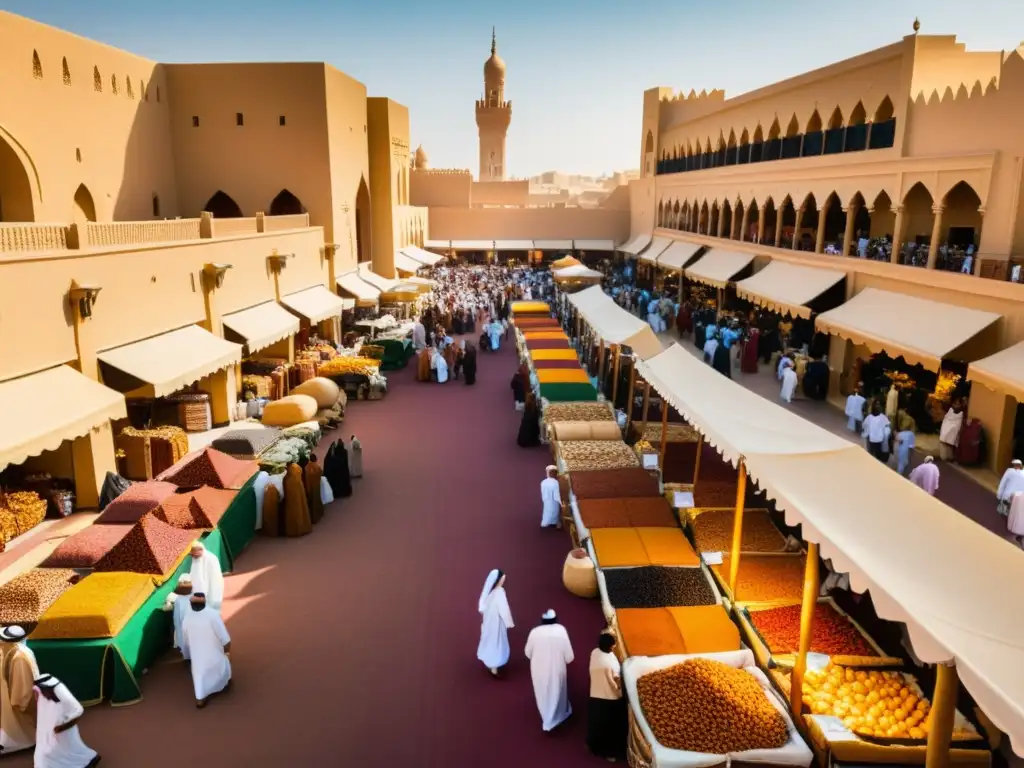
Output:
top-left (162, 574), bottom-right (194, 660)
top-left (525, 609), bottom-right (574, 732)
top-left (540, 466), bottom-right (561, 529)
top-left (188, 541), bottom-right (224, 611)
top-left (181, 593), bottom-right (232, 709)
top-left (0, 625), bottom-right (39, 754)
top-left (32, 673), bottom-right (99, 767)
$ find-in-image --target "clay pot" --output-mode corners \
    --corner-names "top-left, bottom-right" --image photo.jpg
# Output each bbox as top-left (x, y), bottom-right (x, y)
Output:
top-left (562, 547), bottom-right (597, 598)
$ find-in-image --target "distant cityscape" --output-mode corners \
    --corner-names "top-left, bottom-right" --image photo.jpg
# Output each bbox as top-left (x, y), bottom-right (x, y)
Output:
top-left (523, 169), bottom-right (640, 208)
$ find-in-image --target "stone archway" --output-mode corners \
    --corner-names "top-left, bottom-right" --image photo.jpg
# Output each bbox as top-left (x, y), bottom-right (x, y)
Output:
top-left (203, 190), bottom-right (243, 219)
top-left (73, 183), bottom-right (97, 223)
top-left (355, 176), bottom-right (371, 263)
top-left (0, 130), bottom-right (35, 221)
top-left (269, 189), bottom-right (305, 216)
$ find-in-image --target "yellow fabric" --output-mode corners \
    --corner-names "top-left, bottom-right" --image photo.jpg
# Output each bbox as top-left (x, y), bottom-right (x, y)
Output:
top-left (31, 572), bottom-right (155, 640)
top-left (669, 605), bottom-right (742, 654)
top-left (262, 395), bottom-right (319, 427)
top-left (550, 256), bottom-right (581, 269)
top-left (617, 608), bottom-right (685, 657)
top-left (511, 301), bottom-right (551, 314)
top-left (530, 348), bottom-right (577, 361)
top-left (97, 325), bottom-right (242, 398)
top-left (815, 288), bottom-right (1000, 371)
top-left (734, 260), bottom-right (846, 319)
top-left (280, 285), bottom-right (347, 323)
top-left (536, 368), bottom-right (590, 384)
top-left (636, 527), bottom-right (700, 567)
top-left (684, 248), bottom-right (756, 288)
top-left (222, 301), bottom-right (300, 353)
top-left (524, 331), bottom-right (568, 340)
top-left (0, 365), bottom-right (126, 471)
top-left (591, 528), bottom-right (649, 568)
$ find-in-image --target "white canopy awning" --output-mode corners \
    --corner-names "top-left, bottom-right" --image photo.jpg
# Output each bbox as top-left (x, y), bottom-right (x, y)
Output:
top-left (357, 263), bottom-right (398, 292)
top-left (281, 285), bottom-right (347, 324)
top-left (968, 341), bottom-right (1024, 402)
top-left (639, 236), bottom-right (672, 265)
top-left (393, 250), bottom-right (424, 273)
top-left (0, 365), bottom-right (127, 471)
top-left (683, 248), bottom-right (756, 288)
top-left (98, 325), bottom-right (242, 398)
top-left (618, 233), bottom-right (652, 256)
top-left (637, 343), bottom-right (1024, 756)
top-left (656, 240), bottom-right (703, 271)
top-left (222, 301), bottom-right (300, 353)
top-left (534, 240), bottom-right (573, 250)
top-left (401, 246), bottom-right (445, 266)
top-left (402, 275), bottom-right (437, 287)
top-left (423, 239), bottom-right (450, 250)
top-left (815, 288), bottom-right (1001, 371)
top-left (573, 239), bottom-right (615, 251)
top-left (567, 285), bottom-right (663, 359)
top-left (449, 240), bottom-right (494, 251)
top-left (336, 271), bottom-right (381, 302)
top-left (554, 265), bottom-right (603, 280)
top-left (494, 240), bottom-right (534, 250)
top-left (734, 261), bottom-right (846, 319)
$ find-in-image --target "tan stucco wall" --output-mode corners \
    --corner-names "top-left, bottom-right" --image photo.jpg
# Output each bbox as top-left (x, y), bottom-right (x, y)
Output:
top-left (472, 180), bottom-right (529, 207)
top-left (429, 206), bottom-right (628, 240)
top-left (367, 97), bottom-right (412, 278)
top-left (410, 169), bottom-right (473, 208)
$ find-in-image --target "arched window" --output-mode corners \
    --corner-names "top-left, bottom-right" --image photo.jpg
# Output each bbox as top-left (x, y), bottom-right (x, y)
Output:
top-left (62, 57), bottom-right (71, 86)
top-left (152, 194), bottom-right (161, 218)
top-left (93, 66), bottom-right (102, 92)
top-left (869, 96), bottom-right (896, 150)
top-left (111, 74), bottom-right (118, 95)
top-left (269, 189), bottom-right (306, 216)
top-left (32, 50), bottom-right (42, 79)
top-left (126, 76), bottom-right (134, 99)
top-left (203, 191), bottom-right (243, 219)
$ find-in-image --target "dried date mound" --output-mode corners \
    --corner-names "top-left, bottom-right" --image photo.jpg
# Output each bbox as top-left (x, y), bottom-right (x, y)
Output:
top-left (95, 481), bottom-right (177, 524)
top-left (158, 447), bottom-right (257, 490)
top-left (94, 514), bottom-right (196, 578)
top-left (604, 566), bottom-right (716, 609)
top-left (570, 468), bottom-right (660, 499)
top-left (637, 658), bottom-right (789, 754)
top-left (0, 568), bottom-right (77, 626)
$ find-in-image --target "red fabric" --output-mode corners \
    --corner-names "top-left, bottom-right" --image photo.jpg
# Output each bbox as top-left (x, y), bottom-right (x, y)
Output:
top-left (741, 330), bottom-right (760, 374)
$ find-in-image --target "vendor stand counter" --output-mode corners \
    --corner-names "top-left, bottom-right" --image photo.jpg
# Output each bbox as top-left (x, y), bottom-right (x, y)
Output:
top-left (29, 480), bottom-right (257, 705)
top-left (622, 649), bottom-right (814, 768)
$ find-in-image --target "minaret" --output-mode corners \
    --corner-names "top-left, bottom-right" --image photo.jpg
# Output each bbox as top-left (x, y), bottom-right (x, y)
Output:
top-left (475, 27), bottom-right (512, 181)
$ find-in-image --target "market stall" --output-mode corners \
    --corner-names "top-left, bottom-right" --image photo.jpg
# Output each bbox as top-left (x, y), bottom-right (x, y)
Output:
top-left (400, 245), bottom-right (446, 267)
top-left (618, 233), bottom-right (653, 258)
top-left (733, 260), bottom-right (846, 320)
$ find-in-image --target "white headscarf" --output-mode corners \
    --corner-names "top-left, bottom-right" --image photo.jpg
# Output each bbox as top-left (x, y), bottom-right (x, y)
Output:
top-left (478, 569), bottom-right (502, 614)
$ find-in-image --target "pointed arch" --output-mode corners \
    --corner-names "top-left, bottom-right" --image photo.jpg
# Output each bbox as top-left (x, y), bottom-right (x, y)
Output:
top-left (269, 188), bottom-right (306, 216)
top-left (73, 183), bottom-right (97, 223)
top-left (805, 110), bottom-right (823, 133)
top-left (824, 106), bottom-right (846, 154)
top-left (868, 96), bottom-right (897, 150)
top-left (203, 190), bottom-right (243, 219)
top-left (644, 130), bottom-right (654, 153)
top-left (874, 96), bottom-right (894, 122)
top-left (767, 119), bottom-right (781, 140)
top-left (93, 66), bottom-right (102, 92)
top-left (802, 110), bottom-right (824, 156)
top-left (126, 76), bottom-right (134, 99)
top-left (356, 175), bottom-right (371, 263)
top-left (32, 50), bottom-right (42, 79)
top-left (827, 107), bottom-right (844, 129)
top-left (62, 57), bottom-right (71, 86)
top-left (849, 102), bottom-right (867, 126)
top-left (0, 127), bottom-right (37, 221)
top-left (785, 114), bottom-right (800, 138)
top-left (111, 74), bottom-right (118, 95)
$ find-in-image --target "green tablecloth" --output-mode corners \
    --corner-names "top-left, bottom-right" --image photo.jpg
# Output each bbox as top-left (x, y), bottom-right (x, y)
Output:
top-left (26, 481), bottom-right (257, 706)
top-left (379, 338), bottom-right (413, 371)
top-left (540, 382), bottom-right (599, 402)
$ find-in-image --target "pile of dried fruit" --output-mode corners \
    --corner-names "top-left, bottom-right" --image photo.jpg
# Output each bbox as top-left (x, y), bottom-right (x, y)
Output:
top-left (0, 568), bottom-right (77, 627)
top-left (749, 602), bottom-right (879, 657)
top-left (318, 356), bottom-right (380, 378)
top-left (543, 402), bottom-right (615, 424)
top-left (151, 487), bottom-right (235, 530)
top-left (570, 468), bottom-right (661, 500)
top-left (577, 497), bottom-right (676, 529)
top-left (637, 658), bottom-right (789, 753)
top-left (640, 423), bottom-right (699, 444)
top-left (159, 448), bottom-right (257, 490)
top-left (41, 524), bottom-right (135, 569)
top-left (0, 491), bottom-right (47, 541)
top-left (604, 566), bottom-right (716, 608)
top-left (800, 664), bottom-right (980, 741)
top-left (31, 572), bottom-right (155, 640)
top-left (691, 509), bottom-right (787, 553)
top-left (96, 481), bottom-right (177, 524)
top-left (93, 515), bottom-right (196, 580)
top-left (559, 440), bottom-right (640, 472)
top-left (712, 554), bottom-right (806, 605)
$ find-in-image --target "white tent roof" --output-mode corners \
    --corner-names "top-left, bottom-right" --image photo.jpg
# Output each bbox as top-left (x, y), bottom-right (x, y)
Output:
top-left (401, 246), bottom-right (445, 266)
top-left (553, 265), bottom-right (603, 280)
top-left (618, 233), bottom-right (652, 256)
top-left (567, 286), bottom-right (662, 360)
top-left (573, 239), bottom-right (616, 251)
top-left (636, 343), bottom-right (1024, 756)
top-left (657, 240), bottom-right (703, 271)
top-left (639, 236), bottom-right (673, 265)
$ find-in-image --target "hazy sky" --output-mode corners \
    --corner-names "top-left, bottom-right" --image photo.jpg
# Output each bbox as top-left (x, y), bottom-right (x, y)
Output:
top-left (6, 0), bottom-right (1024, 176)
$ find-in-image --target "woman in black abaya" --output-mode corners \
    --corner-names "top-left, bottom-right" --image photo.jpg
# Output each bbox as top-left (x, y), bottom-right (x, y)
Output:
top-left (324, 439), bottom-right (353, 498)
top-left (517, 393), bottom-right (541, 447)
top-left (463, 342), bottom-right (478, 385)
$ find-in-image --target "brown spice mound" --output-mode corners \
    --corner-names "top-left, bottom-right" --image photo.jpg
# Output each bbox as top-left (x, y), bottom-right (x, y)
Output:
top-left (158, 448), bottom-right (257, 490)
top-left (637, 658), bottom-right (788, 754)
top-left (94, 515), bottom-right (196, 578)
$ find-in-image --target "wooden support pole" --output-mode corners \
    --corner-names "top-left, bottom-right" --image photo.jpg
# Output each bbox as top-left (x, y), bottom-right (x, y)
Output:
top-left (925, 663), bottom-right (959, 768)
top-left (611, 346), bottom-right (622, 406)
top-left (659, 397), bottom-right (669, 469)
top-left (640, 381), bottom-right (651, 435)
top-left (625, 362), bottom-right (637, 433)
top-left (597, 340), bottom-right (606, 393)
top-left (791, 541), bottom-right (820, 721)
top-left (692, 434), bottom-right (704, 487)
top-left (728, 459), bottom-right (748, 597)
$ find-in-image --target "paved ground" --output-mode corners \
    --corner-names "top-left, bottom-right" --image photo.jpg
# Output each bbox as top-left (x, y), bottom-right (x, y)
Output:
top-left (655, 330), bottom-right (1012, 539)
top-left (5, 337), bottom-right (606, 767)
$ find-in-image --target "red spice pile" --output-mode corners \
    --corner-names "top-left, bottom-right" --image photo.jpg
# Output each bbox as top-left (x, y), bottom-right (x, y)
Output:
top-left (750, 602), bottom-right (879, 657)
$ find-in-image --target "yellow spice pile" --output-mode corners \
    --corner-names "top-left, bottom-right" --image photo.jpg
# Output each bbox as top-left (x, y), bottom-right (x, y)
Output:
top-left (637, 658), bottom-right (789, 754)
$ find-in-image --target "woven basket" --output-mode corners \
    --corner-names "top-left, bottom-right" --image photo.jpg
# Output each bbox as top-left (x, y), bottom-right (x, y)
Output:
top-left (562, 548), bottom-right (597, 598)
top-left (627, 707), bottom-right (654, 768)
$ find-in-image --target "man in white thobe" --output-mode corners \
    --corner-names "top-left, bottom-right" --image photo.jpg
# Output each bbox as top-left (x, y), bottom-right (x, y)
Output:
top-left (779, 361), bottom-right (798, 403)
top-left (189, 541), bottom-right (224, 611)
top-left (431, 348), bottom-right (449, 383)
top-left (997, 459), bottom-right (1024, 516)
top-left (525, 609), bottom-right (574, 732)
top-left (0, 625), bottom-right (39, 755)
top-left (32, 674), bottom-right (98, 767)
top-left (845, 384), bottom-right (866, 432)
top-left (161, 574), bottom-right (194, 660)
top-left (540, 466), bottom-right (561, 529)
top-left (412, 321), bottom-right (426, 351)
top-left (181, 593), bottom-right (232, 708)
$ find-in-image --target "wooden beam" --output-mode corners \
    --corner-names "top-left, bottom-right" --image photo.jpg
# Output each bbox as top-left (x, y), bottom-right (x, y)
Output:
top-left (790, 541), bottom-right (820, 721)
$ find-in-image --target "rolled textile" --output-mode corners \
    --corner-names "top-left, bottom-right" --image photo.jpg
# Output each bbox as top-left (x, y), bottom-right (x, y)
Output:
top-left (525, 339), bottom-right (572, 350)
top-left (537, 368), bottom-right (592, 385)
top-left (529, 348), bottom-right (578, 361)
top-left (532, 359), bottom-right (586, 370)
top-left (523, 331), bottom-right (569, 340)
top-left (551, 421), bottom-right (621, 441)
top-left (540, 382), bottom-right (598, 401)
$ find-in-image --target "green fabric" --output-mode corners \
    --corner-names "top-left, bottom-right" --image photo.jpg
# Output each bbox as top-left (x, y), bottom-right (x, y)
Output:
top-left (217, 476), bottom-right (257, 569)
top-left (540, 382), bottom-right (599, 402)
top-left (27, 528), bottom-right (233, 706)
top-left (379, 338), bottom-right (413, 371)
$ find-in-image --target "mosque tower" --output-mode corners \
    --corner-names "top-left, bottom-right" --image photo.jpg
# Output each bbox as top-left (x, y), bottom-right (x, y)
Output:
top-left (475, 27), bottom-right (511, 181)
